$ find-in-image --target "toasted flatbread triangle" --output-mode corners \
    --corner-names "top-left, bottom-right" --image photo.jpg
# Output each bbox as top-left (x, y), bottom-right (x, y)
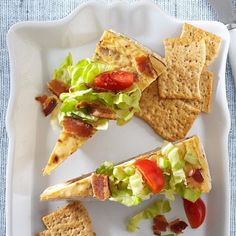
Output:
top-left (41, 136), bottom-right (211, 201)
top-left (43, 131), bottom-right (93, 175)
top-left (93, 30), bottom-right (166, 91)
top-left (44, 30), bottom-right (166, 176)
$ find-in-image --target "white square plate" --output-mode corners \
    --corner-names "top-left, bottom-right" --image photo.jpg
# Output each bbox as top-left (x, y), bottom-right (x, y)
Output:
top-left (6, 1), bottom-right (230, 235)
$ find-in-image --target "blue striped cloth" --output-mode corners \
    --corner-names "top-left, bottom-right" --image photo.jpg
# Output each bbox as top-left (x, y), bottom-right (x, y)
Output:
top-left (0, 0), bottom-right (235, 235)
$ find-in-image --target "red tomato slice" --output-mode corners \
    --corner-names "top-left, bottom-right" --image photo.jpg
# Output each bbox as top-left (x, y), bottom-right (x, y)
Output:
top-left (94, 71), bottom-right (135, 91)
top-left (134, 159), bottom-right (165, 193)
top-left (183, 198), bottom-right (206, 229)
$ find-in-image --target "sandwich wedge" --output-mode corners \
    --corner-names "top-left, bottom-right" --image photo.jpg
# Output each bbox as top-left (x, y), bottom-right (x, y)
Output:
top-left (39, 30), bottom-right (166, 175)
top-left (41, 136), bottom-right (211, 206)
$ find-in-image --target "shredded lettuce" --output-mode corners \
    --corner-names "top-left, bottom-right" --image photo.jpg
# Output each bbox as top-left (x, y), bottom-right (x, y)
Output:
top-left (53, 53), bottom-right (73, 85)
top-left (69, 59), bottom-right (114, 89)
top-left (95, 162), bottom-right (151, 207)
top-left (175, 183), bottom-right (201, 202)
top-left (95, 161), bottom-right (114, 176)
top-left (184, 148), bottom-right (200, 166)
top-left (161, 141), bottom-right (174, 156)
top-left (109, 167), bottom-right (151, 207)
top-left (161, 142), bottom-right (203, 202)
top-left (158, 157), bottom-right (170, 169)
top-left (127, 199), bottom-right (171, 232)
top-left (59, 84), bottom-right (141, 127)
top-left (54, 55), bottom-right (142, 128)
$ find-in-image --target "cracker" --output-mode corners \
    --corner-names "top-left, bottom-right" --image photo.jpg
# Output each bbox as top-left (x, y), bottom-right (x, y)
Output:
top-left (184, 70), bottom-right (213, 113)
top-left (49, 222), bottom-right (94, 236)
top-left (136, 80), bottom-right (200, 141)
top-left (93, 30), bottom-right (166, 91)
top-left (158, 38), bottom-right (206, 100)
top-left (181, 23), bottom-right (221, 66)
top-left (42, 202), bottom-right (92, 231)
top-left (36, 230), bottom-right (51, 236)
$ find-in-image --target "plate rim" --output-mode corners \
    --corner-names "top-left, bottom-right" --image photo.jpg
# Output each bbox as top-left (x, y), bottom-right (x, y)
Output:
top-left (5, 1), bottom-right (231, 235)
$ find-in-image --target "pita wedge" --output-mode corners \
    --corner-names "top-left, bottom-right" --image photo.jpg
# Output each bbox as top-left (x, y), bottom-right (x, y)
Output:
top-left (41, 136), bottom-right (211, 206)
top-left (43, 30), bottom-right (166, 176)
top-left (158, 38), bottom-right (206, 100)
top-left (181, 23), bottom-right (221, 66)
top-left (43, 131), bottom-right (94, 175)
top-left (93, 30), bottom-right (166, 91)
top-left (136, 80), bottom-right (200, 141)
top-left (184, 70), bottom-right (214, 113)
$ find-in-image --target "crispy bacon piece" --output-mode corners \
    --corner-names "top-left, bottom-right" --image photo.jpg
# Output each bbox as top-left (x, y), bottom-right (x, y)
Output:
top-left (152, 215), bottom-right (168, 235)
top-left (91, 173), bottom-right (111, 200)
top-left (63, 117), bottom-right (94, 138)
top-left (77, 101), bottom-right (116, 120)
top-left (35, 95), bottom-right (58, 116)
top-left (188, 169), bottom-right (204, 183)
top-left (47, 80), bottom-right (69, 97)
top-left (169, 219), bottom-right (188, 234)
top-left (135, 55), bottom-right (154, 77)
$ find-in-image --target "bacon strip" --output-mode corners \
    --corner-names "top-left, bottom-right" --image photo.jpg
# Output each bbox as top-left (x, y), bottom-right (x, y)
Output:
top-left (77, 101), bottom-right (116, 120)
top-left (91, 173), bottom-right (111, 200)
top-left (169, 219), bottom-right (188, 234)
top-left (135, 55), bottom-right (154, 77)
top-left (63, 117), bottom-right (94, 138)
top-left (188, 169), bottom-right (204, 183)
top-left (35, 95), bottom-right (58, 116)
top-left (152, 215), bottom-right (168, 235)
top-left (47, 80), bottom-right (69, 97)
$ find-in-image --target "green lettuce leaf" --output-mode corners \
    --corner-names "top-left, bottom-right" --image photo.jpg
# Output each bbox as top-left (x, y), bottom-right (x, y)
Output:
top-left (95, 161), bottom-right (114, 176)
top-left (55, 55), bottom-right (141, 129)
top-left (127, 199), bottom-right (171, 232)
top-left (184, 148), bottom-right (200, 166)
top-left (69, 59), bottom-right (114, 89)
top-left (59, 85), bottom-right (141, 127)
top-left (53, 53), bottom-right (73, 85)
top-left (107, 166), bottom-right (151, 207)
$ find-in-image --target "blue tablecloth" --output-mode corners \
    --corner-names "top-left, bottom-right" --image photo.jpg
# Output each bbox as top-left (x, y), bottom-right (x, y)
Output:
top-left (0, 0), bottom-right (235, 235)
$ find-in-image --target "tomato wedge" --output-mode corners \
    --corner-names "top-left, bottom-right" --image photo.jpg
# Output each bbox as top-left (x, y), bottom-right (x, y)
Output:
top-left (94, 71), bottom-right (135, 92)
top-left (134, 159), bottom-right (165, 193)
top-left (183, 198), bottom-right (206, 229)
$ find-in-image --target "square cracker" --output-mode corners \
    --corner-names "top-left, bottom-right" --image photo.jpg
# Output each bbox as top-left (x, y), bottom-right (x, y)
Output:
top-left (36, 230), bottom-right (51, 236)
top-left (184, 70), bottom-right (213, 113)
top-left (181, 23), bottom-right (221, 66)
top-left (136, 80), bottom-right (200, 141)
top-left (49, 222), bottom-right (95, 236)
top-left (42, 202), bottom-right (92, 231)
top-left (158, 38), bottom-right (206, 100)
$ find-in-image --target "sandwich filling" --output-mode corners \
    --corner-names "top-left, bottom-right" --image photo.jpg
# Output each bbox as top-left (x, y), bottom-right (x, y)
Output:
top-left (45, 53), bottom-right (143, 136)
top-left (93, 140), bottom-right (207, 207)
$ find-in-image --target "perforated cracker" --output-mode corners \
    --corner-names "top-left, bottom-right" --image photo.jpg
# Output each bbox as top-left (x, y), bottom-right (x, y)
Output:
top-left (181, 23), bottom-right (221, 66)
top-left (42, 202), bottom-right (92, 230)
top-left (136, 80), bottom-right (200, 141)
top-left (158, 38), bottom-right (206, 100)
top-left (49, 222), bottom-right (95, 236)
top-left (184, 70), bottom-right (213, 113)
